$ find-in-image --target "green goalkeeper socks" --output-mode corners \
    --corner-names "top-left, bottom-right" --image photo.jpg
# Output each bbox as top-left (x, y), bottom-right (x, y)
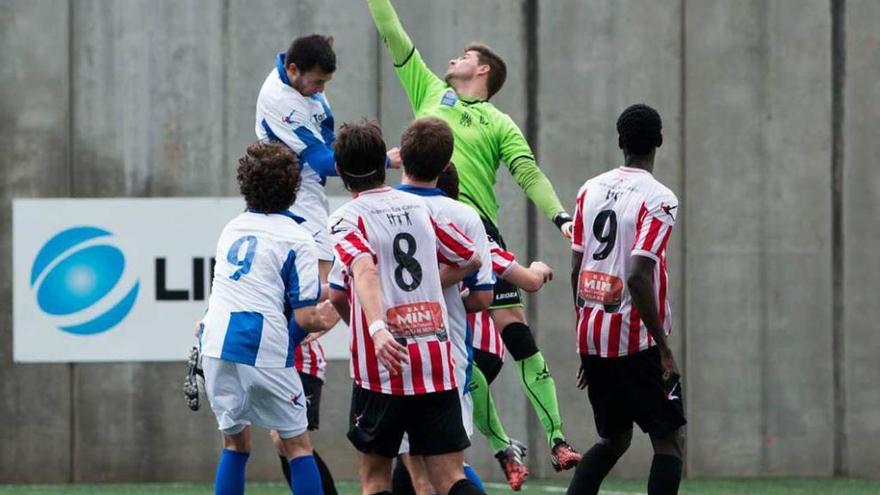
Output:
top-left (517, 351), bottom-right (565, 447)
top-left (470, 366), bottom-right (513, 452)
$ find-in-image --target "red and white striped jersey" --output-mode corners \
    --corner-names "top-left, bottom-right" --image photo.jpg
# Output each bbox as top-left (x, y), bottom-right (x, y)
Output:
top-left (469, 240), bottom-right (518, 358)
top-left (294, 339), bottom-right (327, 380)
top-left (572, 167), bottom-right (678, 358)
top-left (328, 187), bottom-right (478, 395)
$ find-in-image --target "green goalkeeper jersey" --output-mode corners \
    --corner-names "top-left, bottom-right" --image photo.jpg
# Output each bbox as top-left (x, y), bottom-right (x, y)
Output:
top-left (368, 0), bottom-right (567, 226)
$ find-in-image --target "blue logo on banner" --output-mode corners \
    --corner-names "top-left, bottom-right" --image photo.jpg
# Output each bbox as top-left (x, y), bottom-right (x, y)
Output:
top-left (31, 226), bottom-right (140, 335)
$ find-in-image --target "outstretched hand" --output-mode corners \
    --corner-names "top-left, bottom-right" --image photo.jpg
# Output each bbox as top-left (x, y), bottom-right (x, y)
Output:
top-left (386, 147), bottom-right (402, 169)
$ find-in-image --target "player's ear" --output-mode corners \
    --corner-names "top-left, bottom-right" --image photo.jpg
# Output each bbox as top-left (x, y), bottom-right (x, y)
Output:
top-left (476, 64), bottom-right (490, 77)
top-left (618, 136), bottom-right (624, 150)
top-left (656, 133), bottom-right (663, 149)
top-left (287, 62), bottom-right (299, 78)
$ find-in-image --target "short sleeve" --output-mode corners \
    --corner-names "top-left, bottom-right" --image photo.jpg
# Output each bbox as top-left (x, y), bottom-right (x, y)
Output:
top-left (431, 214), bottom-right (477, 267)
top-left (462, 214), bottom-right (495, 291)
top-left (282, 239), bottom-right (321, 309)
top-left (571, 186), bottom-right (588, 253)
top-left (631, 191), bottom-right (678, 262)
top-left (489, 240), bottom-right (518, 278)
top-left (329, 211), bottom-right (376, 268)
top-left (328, 257), bottom-right (349, 292)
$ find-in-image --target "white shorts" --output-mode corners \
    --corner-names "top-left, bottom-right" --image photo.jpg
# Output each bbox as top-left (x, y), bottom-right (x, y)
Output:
top-left (202, 356), bottom-right (309, 439)
top-left (398, 380), bottom-right (474, 455)
top-left (290, 202), bottom-right (334, 262)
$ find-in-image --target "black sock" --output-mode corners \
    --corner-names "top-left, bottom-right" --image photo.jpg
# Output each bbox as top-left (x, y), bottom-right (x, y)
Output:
top-left (648, 454), bottom-right (682, 495)
top-left (313, 450), bottom-right (338, 495)
top-left (278, 454), bottom-right (292, 487)
top-left (566, 443), bottom-right (620, 495)
top-left (391, 456), bottom-right (416, 495)
top-left (448, 478), bottom-right (484, 495)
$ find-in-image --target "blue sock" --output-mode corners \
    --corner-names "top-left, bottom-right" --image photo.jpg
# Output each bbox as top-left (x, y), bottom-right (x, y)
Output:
top-left (463, 464), bottom-right (485, 491)
top-left (289, 455), bottom-right (324, 495)
top-left (215, 449), bottom-right (249, 495)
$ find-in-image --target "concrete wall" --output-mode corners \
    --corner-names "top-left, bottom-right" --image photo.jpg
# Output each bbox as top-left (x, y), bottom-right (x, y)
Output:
top-left (1, 0), bottom-right (877, 484)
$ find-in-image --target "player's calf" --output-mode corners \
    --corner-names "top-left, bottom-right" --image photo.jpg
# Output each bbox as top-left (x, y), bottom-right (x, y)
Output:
top-left (423, 451), bottom-right (485, 495)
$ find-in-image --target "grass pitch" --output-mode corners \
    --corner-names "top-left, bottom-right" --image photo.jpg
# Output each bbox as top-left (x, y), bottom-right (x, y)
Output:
top-left (2, 478), bottom-right (880, 494)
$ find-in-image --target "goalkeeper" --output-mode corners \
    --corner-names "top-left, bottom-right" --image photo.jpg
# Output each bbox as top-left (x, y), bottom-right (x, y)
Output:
top-left (367, 0), bottom-right (581, 473)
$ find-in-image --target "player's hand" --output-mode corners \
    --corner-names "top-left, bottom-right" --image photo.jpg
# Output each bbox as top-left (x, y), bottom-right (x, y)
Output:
top-left (386, 147), bottom-right (402, 169)
top-left (560, 221), bottom-right (574, 240)
top-left (576, 363), bottom-right (588, 390)
top-left (660, 347), bottom-right (679, 381)
top-left (529, 261), bottom-right (553, 284)
top-left (193, 320), bottom-right (204, 338)
top-left (315, 300), bottom-right (340, 331)
top-left (373, 329), bottom-right (408, 375)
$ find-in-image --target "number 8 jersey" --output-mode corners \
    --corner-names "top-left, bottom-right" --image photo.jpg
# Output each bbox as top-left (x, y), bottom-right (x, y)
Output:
top-left (572, 167), bottom-right (678, 358)
top-left (329, 186), bottom-right (478, 396)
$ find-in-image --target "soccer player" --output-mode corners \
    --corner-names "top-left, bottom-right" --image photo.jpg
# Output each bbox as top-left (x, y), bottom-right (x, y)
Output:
top-left (256, 34), bottom-right (401, 282)
top-left (438, 165), bottom-right (554, 491)
top-left (390, 118), bottom-right (495, 495)
top-left (199, 141), bottom-right (338, 495)
top-left (567, 105), bottom-right (686, 495)
top-left (327, 120), bottom-right (486, 495)
top-left (367, 0), bottom-right (580, 470)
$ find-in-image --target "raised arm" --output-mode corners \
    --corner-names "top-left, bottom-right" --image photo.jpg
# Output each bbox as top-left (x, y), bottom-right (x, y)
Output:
top-left (367, 0), bottom-right (445, 112)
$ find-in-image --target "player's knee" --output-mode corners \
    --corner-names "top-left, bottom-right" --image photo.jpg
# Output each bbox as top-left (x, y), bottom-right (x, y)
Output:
top-left (500, 322), bottom-right (539, 361)
top-left (222, 426), bottom-right (251, 453)
top-left (280, 430), bottom-right (313, 459)
top-left (599, 429), bottom-right (633, 458)
top-left (650, 428), bottom-right (684, 459)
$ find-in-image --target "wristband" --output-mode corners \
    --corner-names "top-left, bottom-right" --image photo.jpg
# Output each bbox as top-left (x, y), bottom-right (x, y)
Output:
top-left (553, 212), bottom-right (573, 231)
top-left (368, 320), bottom-right (387, 337)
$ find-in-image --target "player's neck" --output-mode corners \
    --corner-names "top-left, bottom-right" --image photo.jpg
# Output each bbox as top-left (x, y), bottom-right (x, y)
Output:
top-left (451, 79), bottom-right (488, 102)
top-left (401, 175), bottom-right (439, 189)
top-left (623, 152), bottom-right (655, 173)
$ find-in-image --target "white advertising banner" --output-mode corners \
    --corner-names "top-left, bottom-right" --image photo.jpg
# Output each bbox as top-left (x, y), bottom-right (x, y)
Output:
top-left (13, 197), bottom-right (352, 363)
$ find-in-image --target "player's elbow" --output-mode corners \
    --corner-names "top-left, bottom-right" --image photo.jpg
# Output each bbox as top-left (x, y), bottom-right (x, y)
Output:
top-left (329, 288), bottom-right (348, 315)
top-left (626, 272), bottom-right (651, 295)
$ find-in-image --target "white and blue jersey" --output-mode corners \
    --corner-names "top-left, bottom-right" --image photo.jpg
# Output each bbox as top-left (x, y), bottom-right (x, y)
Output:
top-left (201, 210), bottom-right (321, 368)
top-left (256, 53), bottom-right (336, 261)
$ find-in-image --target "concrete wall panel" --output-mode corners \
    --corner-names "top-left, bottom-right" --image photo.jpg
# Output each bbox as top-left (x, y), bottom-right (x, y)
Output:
top-left (0, 0), bottom-right (72, 483)
top-left (684, 0), bottom-right (833, 476)
top-left (536, 0), bottom-right (683, 479)
top-left (843, 0), bottom-right (880, 478)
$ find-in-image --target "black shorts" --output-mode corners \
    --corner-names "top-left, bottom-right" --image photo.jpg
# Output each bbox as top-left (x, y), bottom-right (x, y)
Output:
top-left (581, 347), bottom-right (686, 439)
top-left (348, 386), bottom-right (470, 458)
top-left (298, 372), bottom-right (323, 431)
top-left (480, 219), bottom-right (523, 309)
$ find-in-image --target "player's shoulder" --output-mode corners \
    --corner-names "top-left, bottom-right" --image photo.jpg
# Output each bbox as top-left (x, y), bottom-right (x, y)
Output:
top-left (636, 173), bottom-right (677, 207)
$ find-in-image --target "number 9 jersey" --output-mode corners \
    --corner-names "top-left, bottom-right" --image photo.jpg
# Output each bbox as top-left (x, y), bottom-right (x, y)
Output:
top-left (200, 211), bottom-right (321, 368)
top-left (329, 186), bottom-right (478, 396)
top-left (571, 167), bottom-right (678, 358)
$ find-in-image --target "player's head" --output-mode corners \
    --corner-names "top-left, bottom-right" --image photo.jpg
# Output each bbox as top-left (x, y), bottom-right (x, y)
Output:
top-left (400, 117), bottom-right (454, 183)
top-left (334, 119), bottom-right (387, 193)
top-left (445, 43), bottom-right (507, 100)
top-left (284, 34), bottom-right (336, 97)
top-left (237, 141), bottom-right (301, 213)
top-left (436, 162), bottom-right (460, 200)
top-left (617, 104), bottom-right (663, 158)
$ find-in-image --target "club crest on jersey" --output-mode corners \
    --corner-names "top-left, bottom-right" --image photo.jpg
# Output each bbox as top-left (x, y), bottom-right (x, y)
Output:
top-left (440, 90), bottom-right (458, 107)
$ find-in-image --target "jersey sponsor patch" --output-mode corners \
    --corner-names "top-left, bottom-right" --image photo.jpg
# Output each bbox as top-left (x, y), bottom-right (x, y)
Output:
top-left (387, 301), bottom-right (445, 339)
top-left (578, 270), bottom-right (623, 311)
top-left (440, 90), bottom-right (458, 107)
